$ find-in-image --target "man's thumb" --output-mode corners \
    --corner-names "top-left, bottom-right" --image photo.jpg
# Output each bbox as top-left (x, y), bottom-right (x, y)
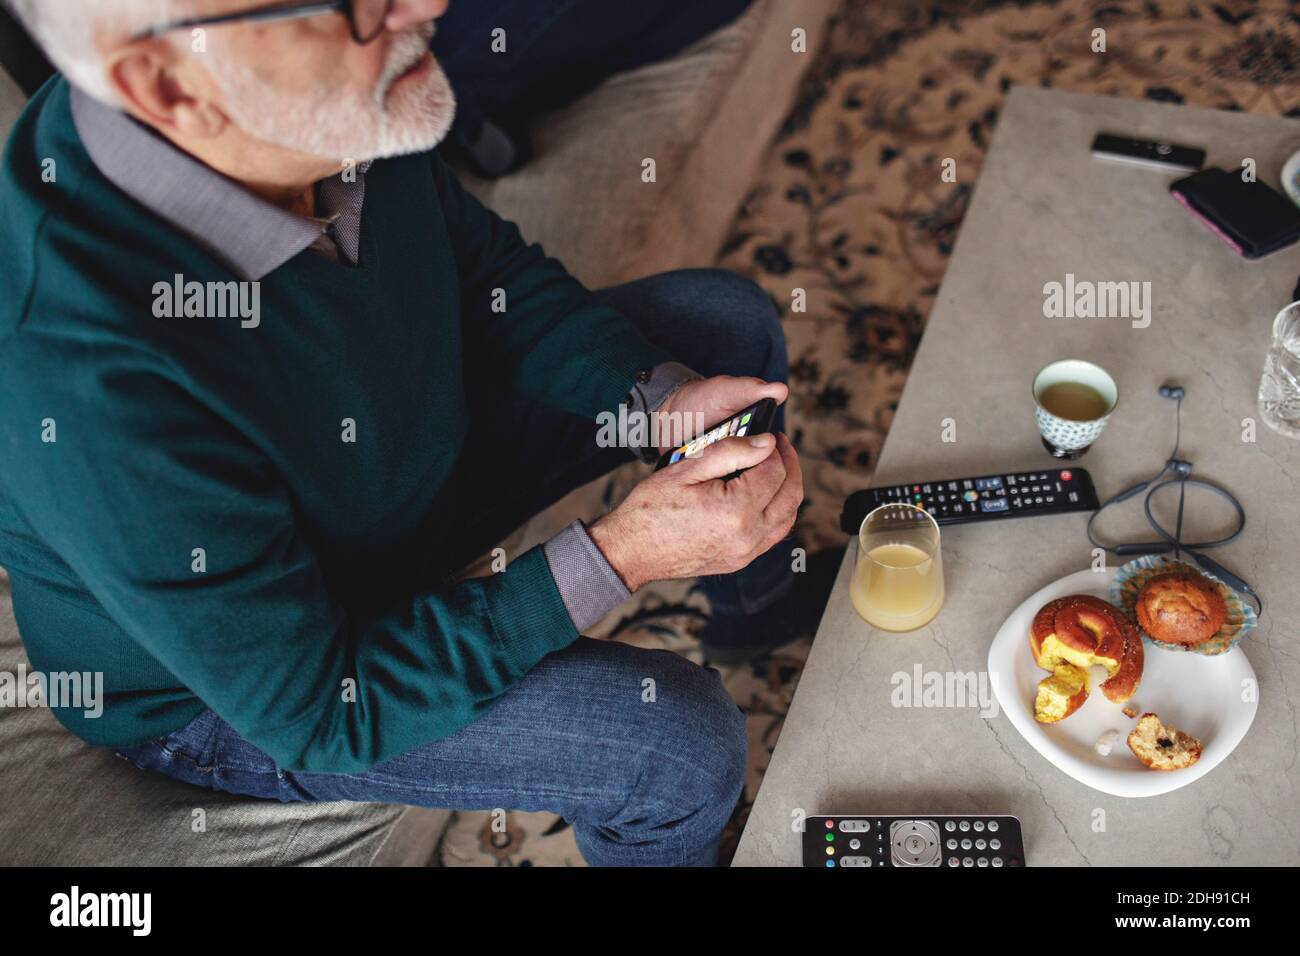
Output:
top-left (675, 434), bottom-right (775, 482)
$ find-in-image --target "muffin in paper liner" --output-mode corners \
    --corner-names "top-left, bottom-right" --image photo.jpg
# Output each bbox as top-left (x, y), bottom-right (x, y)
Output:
top-left (1111, 554), bottom-right (1257, 656)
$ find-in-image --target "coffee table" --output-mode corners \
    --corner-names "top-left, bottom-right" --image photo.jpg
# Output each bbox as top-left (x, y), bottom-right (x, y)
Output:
top-left (733, 87), bottom-right (1300, 866)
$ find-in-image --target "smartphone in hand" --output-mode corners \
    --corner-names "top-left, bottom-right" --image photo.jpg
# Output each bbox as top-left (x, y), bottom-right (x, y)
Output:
top-left (655, 397), bottom-right (777, 472)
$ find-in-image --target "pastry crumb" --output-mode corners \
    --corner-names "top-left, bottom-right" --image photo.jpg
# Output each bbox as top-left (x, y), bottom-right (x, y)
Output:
top-left (1095, 729), bottom-right (1121, 756)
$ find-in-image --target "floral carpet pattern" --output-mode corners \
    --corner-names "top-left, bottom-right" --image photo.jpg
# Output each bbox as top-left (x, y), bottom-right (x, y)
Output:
top-left (438, 0), bottom-right (1300, 866)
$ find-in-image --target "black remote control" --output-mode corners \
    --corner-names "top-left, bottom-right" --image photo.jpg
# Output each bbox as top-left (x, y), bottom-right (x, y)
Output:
top-left (840, 467), bottom-right (1100, 534)
top-left (805, 814), bottom-right (1026, 868)
top-left (1090, 133), bottom-right (1205, 172)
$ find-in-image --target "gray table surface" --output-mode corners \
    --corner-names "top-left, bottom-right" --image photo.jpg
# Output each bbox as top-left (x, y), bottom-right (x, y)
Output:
top-left (733, 87), bottom-right (1300, 867)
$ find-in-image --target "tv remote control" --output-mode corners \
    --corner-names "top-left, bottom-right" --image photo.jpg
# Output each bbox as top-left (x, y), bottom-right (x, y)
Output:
top-left (840, 467), bottom-right (1100, 534)
top-left (805, 815), bottom-right (1026, 868)
top-left (1090, 133), bottom-right (1205, 172)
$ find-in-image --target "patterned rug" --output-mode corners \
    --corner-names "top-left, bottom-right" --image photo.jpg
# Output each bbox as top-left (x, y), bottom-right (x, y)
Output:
top-left (438, 0), bottom-right (1300, 866)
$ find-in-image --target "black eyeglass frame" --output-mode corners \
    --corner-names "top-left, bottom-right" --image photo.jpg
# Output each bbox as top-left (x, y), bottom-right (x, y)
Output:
top-left (130, 0), bottom-right (395, 44)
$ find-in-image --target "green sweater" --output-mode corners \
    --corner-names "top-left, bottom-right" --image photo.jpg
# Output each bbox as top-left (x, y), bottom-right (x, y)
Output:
top-left (0, 79), bottom-right (669, 773)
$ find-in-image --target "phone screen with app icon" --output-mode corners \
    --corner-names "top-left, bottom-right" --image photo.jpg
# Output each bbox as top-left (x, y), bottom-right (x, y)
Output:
top-left (655, 398), bottom-right (777, 471)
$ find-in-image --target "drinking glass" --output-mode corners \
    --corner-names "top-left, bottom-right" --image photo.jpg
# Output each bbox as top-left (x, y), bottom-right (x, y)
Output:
top-left (849, 503), bottom-right (945, 632)
top-left (1259, 301), bottom-right (1300, 439)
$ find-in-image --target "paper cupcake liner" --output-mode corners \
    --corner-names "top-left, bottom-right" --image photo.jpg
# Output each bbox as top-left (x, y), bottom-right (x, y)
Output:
top-left (1111, 554), bottom-right (1257, 656)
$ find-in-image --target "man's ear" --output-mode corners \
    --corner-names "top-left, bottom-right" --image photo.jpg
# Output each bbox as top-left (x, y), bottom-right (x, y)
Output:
top-left (100, 40), bottom-right (228, 139)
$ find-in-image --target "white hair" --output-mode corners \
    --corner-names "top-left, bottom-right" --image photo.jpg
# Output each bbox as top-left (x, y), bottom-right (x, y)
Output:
top-left (6, 2), bottom-right (457, 161)
top-left (6, 1), bottom-right (180, 103)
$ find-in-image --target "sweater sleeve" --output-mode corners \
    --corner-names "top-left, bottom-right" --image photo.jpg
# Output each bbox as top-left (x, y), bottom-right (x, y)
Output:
top-left (0, 341), bottom-right (579, 774)
top-left (429, 149), bottom-right (673, 418)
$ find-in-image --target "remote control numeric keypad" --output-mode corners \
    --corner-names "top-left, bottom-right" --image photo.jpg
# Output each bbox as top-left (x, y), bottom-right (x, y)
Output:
top-left (805, 815), bottom-right (1025, 868)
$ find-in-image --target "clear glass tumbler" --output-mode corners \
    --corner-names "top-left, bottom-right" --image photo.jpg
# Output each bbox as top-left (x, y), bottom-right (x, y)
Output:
top-left (849, 503), bottom-right (945, 632)
top-left (1259, 301), bottom-right (1300, 439)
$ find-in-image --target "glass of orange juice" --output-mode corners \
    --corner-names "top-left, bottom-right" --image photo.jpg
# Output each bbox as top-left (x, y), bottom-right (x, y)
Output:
top-left (849, 503), bottom-right (944, 632)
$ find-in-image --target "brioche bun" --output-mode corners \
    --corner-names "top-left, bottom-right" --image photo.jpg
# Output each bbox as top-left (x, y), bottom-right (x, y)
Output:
top-left (1034, 664), bottom-right (1090, 723)
top-left (1030, 595), bottom-right (1143, 723)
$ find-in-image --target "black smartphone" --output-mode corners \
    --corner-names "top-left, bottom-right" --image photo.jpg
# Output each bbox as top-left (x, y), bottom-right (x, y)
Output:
top-left (1170, 167), bottom-right (1300, 258)
top-left (654, 397), bottom-right (777, 471)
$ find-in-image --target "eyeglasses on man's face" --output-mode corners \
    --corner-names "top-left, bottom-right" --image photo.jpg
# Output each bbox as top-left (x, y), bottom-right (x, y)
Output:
top-left (131, 0), bottom-right (397, 45)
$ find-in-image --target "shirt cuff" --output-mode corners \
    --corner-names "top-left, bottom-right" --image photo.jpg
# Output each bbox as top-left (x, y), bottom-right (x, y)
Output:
top-left (626, 361), bottom-right (703, 464)
top-left (542, 520), bottom-right (631, 632)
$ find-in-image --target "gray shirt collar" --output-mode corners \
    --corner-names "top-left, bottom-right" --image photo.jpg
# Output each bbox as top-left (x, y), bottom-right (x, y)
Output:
top-left (70, 86), bottom-right (364, 280)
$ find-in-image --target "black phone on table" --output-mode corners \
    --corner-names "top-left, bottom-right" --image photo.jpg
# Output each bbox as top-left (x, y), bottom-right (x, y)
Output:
top-left (1170, 167), bottom-right (1300, 258)
top-left (654, 397), bottom-right (777, 472)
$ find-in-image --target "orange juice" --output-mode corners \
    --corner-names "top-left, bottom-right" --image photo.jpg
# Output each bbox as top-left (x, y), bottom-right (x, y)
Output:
top-left (850, 541), bottom-right (944, 632)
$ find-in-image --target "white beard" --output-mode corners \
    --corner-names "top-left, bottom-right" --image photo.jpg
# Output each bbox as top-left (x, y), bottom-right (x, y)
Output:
top-left (207, 25), bottom-right (456, 161)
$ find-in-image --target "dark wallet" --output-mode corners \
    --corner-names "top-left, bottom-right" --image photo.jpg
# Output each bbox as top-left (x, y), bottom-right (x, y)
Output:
top-left (1170, 167), bottom-right (1300, 259)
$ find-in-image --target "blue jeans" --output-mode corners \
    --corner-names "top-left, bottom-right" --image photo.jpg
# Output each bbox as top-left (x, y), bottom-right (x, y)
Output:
top-left (116, 268), bottom-right (790, 866)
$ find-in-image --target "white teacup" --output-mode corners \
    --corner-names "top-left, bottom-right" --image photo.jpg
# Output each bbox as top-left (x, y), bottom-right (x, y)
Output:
top-left (1032, 359), bottom-right (1118, 459)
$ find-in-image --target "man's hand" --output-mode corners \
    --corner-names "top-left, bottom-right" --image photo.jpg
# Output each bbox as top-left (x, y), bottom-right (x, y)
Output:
top-left (654, 375), bottom-right (788, 455)
top-left (588, 432), bottom-right (803, 592)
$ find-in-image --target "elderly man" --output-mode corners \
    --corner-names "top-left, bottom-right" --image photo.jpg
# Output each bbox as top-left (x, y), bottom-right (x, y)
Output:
top-left (0, 0), bottom-right (806, 866)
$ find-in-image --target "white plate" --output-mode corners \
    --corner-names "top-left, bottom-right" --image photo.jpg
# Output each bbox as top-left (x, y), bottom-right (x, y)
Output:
top-left (987, 568), bottom-right (1258, 797)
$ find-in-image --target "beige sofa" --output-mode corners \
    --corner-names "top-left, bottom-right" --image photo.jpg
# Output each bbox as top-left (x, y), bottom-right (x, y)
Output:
top-left (0, 0), bottom-right (834, 866)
